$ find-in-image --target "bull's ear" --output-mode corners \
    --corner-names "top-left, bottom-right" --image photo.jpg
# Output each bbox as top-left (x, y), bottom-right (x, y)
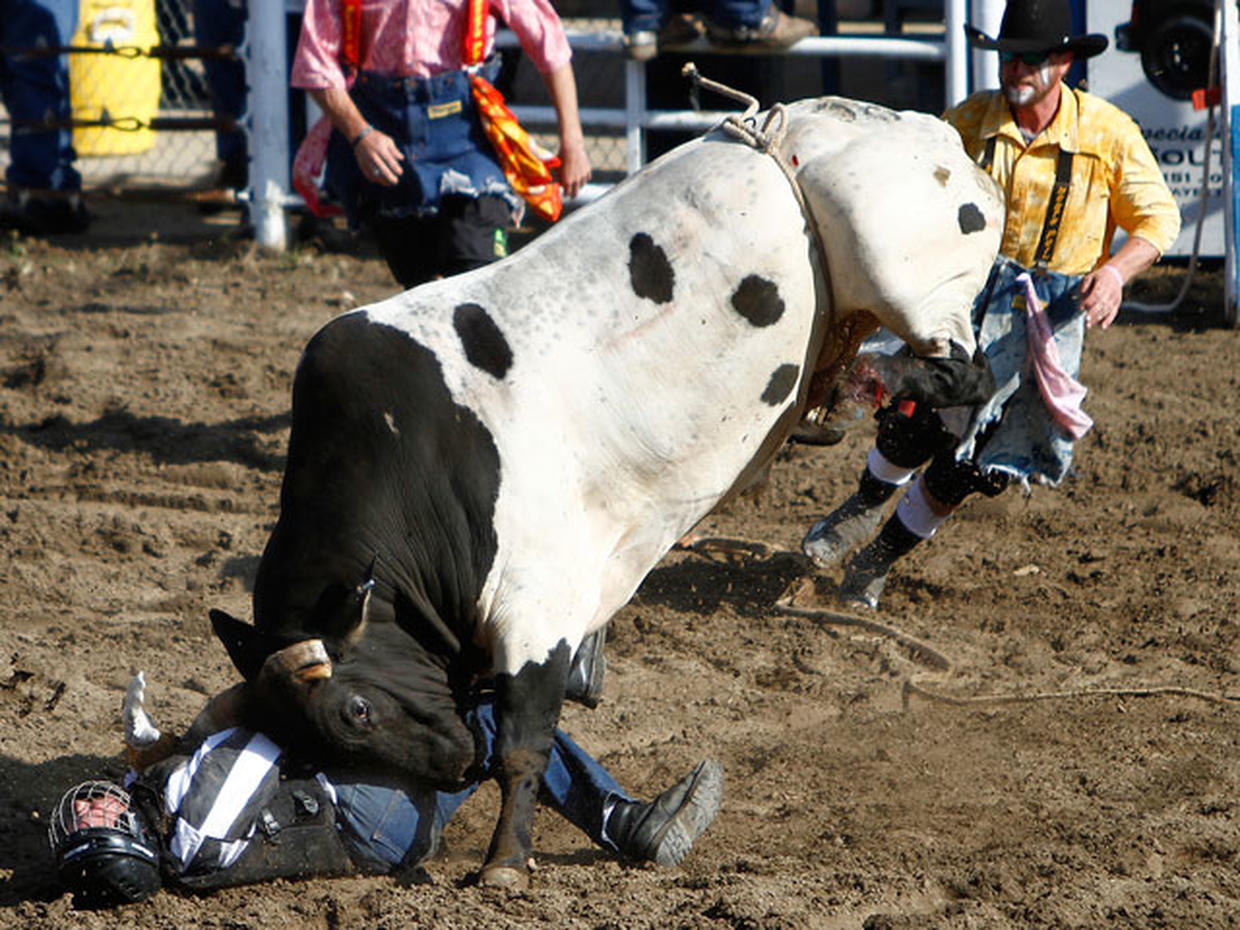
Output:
top-left (209, 608), bottom-right (268, 681)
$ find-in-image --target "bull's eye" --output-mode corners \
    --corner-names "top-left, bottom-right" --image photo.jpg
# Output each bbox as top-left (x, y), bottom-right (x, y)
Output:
top-left (346, 694), bottom-right (373, 727)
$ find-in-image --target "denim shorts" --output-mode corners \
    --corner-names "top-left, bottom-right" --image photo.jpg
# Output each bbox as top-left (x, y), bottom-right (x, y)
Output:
top-left (956, 255), bottom-right (1086, 486)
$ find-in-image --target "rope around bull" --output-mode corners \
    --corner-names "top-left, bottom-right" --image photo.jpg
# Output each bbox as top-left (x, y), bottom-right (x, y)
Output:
top-left (675, 536), bottom-right (1240, 712)
top-left (679, 66), bottom-right (879, 422)
top-left (680, 65), bottom-right (876, 390)
top-left (680, 63), bottom-right (808, 216)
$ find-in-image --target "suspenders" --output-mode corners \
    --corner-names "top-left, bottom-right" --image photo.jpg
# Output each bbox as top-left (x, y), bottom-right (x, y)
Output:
top-left (1032, 150), bottom-right (1074, 269)
top-left (978, 135), bottom-right (1075, 271)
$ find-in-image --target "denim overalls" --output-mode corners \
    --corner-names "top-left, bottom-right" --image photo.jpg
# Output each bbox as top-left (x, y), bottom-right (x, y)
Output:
top-left (324, 58), bottom-right (519, 227)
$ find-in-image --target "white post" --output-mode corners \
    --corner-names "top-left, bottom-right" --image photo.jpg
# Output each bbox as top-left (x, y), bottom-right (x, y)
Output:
top-left (970, 0), bottom-right (1004, 92)
top-left (1223, 0), bottom-right (1239, 326)
top-left (624, 59), bottom-right (646, 175)
top-left (247, 3), bottom-right (290, 250)
top-left (944, 0), bottom-right (968, 107)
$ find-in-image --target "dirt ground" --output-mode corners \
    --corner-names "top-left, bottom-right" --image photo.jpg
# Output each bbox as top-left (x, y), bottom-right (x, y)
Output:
top-left (0, 197), bottom-right (1237, 930)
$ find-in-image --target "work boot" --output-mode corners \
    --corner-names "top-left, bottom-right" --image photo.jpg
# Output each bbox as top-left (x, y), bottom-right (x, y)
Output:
top-left (3, 189), bottom-right (91, 235)
top-left (704, 7), bottom-right (817, 47)
top-left (607, 759), bottom-right (723, 867)
top-left (564, 627), bottom-right (606, 708)
top-left (838, 514), bottom-right (923, 609)
top-left (622, 14), bottom-right (703, 61)
top-left (622, 29), bottom-right (659, 61)
top-left (802, 469), bottom-right (899, 569)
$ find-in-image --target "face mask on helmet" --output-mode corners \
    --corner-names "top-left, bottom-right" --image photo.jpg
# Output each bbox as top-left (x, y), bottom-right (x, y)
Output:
top-left (47, 781), bottom-right (163, 908)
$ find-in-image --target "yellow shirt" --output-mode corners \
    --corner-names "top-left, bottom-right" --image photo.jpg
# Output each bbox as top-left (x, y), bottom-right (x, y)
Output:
top-left (944, 86), bottom-right (1180, 276)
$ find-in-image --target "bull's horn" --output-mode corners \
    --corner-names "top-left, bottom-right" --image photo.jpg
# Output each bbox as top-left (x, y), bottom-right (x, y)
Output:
top-left (263, 639), bottom-right (332, 683)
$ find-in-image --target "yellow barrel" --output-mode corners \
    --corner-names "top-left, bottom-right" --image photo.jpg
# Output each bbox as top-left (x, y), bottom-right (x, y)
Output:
top-left (69, 0), bottom-right (161, 155)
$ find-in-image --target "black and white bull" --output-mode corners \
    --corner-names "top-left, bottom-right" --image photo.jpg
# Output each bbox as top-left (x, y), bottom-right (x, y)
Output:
top-left (209, 97), bottom-right (1003, 888)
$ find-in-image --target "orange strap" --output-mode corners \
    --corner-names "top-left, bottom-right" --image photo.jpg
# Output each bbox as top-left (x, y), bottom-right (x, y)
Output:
top-left (341, 0), bottom-right (363, 68)
top-left (463, 0), bottom-right (489, 67)
top-left (461, 0), bottom-right (563, 222)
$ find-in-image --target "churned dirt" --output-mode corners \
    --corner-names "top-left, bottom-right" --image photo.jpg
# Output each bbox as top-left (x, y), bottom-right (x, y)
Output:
top-left (0, 198), bottom-right (1237, 929)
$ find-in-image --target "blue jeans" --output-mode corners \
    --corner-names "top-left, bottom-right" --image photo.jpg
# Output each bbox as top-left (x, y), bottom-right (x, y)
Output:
top-left (193, 0), bottom-right (246, 167)
top-left (620, 0), bottom-right (772, 35)
top-left (333, 703), bottom-right (632, 871)
top-left (0, 0), bottom-right (80, 192)
top-left (193, 0), bottom-right (304, 171)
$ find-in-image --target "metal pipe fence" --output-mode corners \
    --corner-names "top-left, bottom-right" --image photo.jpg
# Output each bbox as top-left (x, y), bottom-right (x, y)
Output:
top-left (0, 0), bottom-right (970, 249)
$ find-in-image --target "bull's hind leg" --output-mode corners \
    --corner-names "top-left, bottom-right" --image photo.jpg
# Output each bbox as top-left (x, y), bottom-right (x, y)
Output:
top-left (479, 641), bottom-right (573, 889)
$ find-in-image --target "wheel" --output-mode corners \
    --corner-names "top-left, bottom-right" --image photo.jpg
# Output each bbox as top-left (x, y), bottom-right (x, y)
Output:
top-left (1139, 10), bottom-right (1213, 100)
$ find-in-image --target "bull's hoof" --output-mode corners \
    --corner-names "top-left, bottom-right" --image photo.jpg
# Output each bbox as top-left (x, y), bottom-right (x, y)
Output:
top-left (789, 421), bottom-right (848, 446)
top-left (478, 864), bottom-right (528, 891)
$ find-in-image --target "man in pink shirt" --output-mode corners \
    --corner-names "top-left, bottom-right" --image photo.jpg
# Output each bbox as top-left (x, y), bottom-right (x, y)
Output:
top-left (292, 0), bottom-right (591, 287)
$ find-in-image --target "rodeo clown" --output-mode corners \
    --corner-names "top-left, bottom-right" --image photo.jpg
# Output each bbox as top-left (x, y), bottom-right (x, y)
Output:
top-left (47, 673), bottom-right (721, 907)
top-left (290, 0), bottom-right (592, 288)
top-left (801, 0), bottom-right (1180, 608)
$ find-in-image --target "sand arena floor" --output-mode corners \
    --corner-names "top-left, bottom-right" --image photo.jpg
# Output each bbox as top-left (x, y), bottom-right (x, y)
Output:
top-left (0, 199), bottom-right (1236, 928)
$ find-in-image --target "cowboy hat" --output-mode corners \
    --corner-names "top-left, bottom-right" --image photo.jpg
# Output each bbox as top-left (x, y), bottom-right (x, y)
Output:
top-left (965, 0), bottom-right (1108, 60)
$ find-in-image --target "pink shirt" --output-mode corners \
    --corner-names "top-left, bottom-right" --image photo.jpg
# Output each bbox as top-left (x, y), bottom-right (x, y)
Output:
top-left (291, 0), bottom-right (573, 87)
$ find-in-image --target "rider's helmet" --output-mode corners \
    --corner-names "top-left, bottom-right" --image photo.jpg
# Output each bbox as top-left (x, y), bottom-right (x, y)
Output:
top-left (47, 780), bottom-right (162, 908)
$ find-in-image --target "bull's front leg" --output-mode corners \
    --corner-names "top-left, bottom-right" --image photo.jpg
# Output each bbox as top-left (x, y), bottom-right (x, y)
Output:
top-left (478, 641), bottom-right (573, 890)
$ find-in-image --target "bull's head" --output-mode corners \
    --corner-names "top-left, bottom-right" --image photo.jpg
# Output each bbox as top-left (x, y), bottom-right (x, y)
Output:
top-left (776, 97), bottom-right (1004, 359)
top-left (207, 593), bottom-right (480, 791)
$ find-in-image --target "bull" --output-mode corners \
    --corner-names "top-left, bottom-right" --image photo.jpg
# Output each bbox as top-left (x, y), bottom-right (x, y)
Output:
top-left (208, 96), bottom-right (1003, 889)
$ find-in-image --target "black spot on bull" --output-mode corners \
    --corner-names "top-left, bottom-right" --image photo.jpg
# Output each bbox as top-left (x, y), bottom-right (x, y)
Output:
top-left (761, 364), bottom-right (800, 406)
top-left (958, 203), bottom-right (987, 235)
top-left (628, 233), bottom-right (675, 304)
top-left (731, 275), bottom-right (784, 327)
top-left (454, 303), bottom-right (513, 379)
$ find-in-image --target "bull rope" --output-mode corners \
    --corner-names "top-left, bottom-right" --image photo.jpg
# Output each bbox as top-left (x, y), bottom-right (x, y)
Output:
top-left (680, 64), bottom-right (809, 218)
top-left (680, 64), bottom-right (866, 399)
top-left (901, 679), bottom-right (1240, 712)
top-left (675, 536), bottom-right (1240, 713)
top-left (778, 596), bottom-right (1240, 712)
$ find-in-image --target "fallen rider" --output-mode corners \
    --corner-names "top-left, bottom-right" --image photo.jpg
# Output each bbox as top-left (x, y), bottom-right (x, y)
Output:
top-left (48, 674), bottom-right (723, 908)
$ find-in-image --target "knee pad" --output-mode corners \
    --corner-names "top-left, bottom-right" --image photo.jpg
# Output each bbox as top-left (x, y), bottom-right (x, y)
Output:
top-left (874, 403), bottom-right (953, 470)
top-left (923, 454), bottom-right (1009, 508)
top-left (48, 781), bottom-right (163, 908)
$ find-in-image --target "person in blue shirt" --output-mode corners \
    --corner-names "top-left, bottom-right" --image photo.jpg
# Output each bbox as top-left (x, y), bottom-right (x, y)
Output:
top-left (0, 0), bottom-right (90, 233)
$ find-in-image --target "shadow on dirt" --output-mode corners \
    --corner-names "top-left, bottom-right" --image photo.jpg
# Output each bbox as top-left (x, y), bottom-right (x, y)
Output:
top-left (2, 409), bottom-right (289, 471)
top-left (635, 549), bottom-right (809, 616)
top-left (0, 752), bottom-right (126, 907)
top-left (1121, 259), bottom-right (1230, 333)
